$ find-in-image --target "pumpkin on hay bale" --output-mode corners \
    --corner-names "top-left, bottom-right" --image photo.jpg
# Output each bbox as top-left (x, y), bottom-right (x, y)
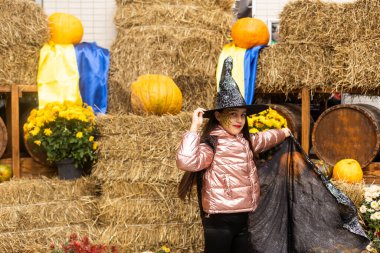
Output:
top-left (332, 158), bottom-right (363, 184)
top-left (130, 74), bottom-right (183, 116)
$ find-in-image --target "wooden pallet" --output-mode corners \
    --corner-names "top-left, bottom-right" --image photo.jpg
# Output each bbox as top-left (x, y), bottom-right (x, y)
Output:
top-left (363, 162), bottom-right (380, 185)
top-left (0, 84), bottom-right (51, 178)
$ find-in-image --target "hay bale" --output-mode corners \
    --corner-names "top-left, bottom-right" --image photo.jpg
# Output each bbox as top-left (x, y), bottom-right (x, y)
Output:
top-left (0, 177), bottom-right (100, 252)
top-left (115, 0), bottom-right (235, 12)
top-left (0, 0), bottom-right (49, 86)
top-left (95, 112), bottom-right (190, 135)
top-left (176, 74), bottom-right (215, 112)
top-left (280, 0), bottom-right (347, 45)
top-left (0, 177), bottom-right (98, 205)
top-left (115, 3), bottom-right (232, 33)
top-left (330, 179), bottom-right (365, 208)
top-left (93, 113), bottom-right (191, 182)
top-left (0, 198), bottom-right (97, 232)
top-left (98, 194), bottom-right (199, 225)
top-left (110, 26), bottom-right (224, 83)
top-left (331, 42), bottom-right (380, 94)
top-left (98, 223), bottom-right (203, 253)
top-left (280, 0), bottom-right (380, 46)
top-left (108, 0), bottom-right (232, 114)
top-left (108, 26), bottom-right (223, 113)
top-left (256, 43), bottom-right (333, 93)
top-left (100, 181), bottom-right (179, 199)
top-left (95, 158), bottom-right (181, 183)
top-left (0, 44), bottom-right (40, 85)
top-left (0, 0), bottom-right (49, 47)
top-left (0, 224), bottom-right (98, 253)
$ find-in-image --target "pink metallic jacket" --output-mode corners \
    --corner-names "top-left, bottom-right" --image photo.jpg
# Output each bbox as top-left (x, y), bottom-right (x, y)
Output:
top-left (176, 126), bottom-right (286, 214)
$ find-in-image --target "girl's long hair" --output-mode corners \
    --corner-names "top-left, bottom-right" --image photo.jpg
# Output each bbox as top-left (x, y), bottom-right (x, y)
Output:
top-left (178, 110), bottom-right (254, 200)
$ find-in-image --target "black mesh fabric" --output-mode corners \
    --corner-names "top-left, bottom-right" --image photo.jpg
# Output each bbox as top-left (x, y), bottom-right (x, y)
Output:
top-left (248, 136), bottom-right (370, 253)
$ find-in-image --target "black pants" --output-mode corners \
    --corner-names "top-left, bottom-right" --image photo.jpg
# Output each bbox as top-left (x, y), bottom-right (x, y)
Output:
top-left (203, 212), bottom-right (249, 253)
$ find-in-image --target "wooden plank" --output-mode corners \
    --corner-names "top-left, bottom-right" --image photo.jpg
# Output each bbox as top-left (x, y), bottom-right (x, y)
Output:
top-left (5, 94), bottom-right (11, 157)
top-left (18, 85), bottom-right (38, 93)
top-left (0, 86), bottom-right (11, 92)
top-left (301, 88), bottom-right (310, 154)
top-left (0, 157), bottom-right (55, 178)
top-left (20, 157), bottom-right (56, 178)
top-left (11, 84), bottom-right (20, 178)
top-left (363, 162), bottom-right (380, 185)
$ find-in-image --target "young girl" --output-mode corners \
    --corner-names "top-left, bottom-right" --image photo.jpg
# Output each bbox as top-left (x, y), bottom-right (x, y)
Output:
top-left (176, 56), bottom-right (290, 253)
top-left (176, 106), bottom-right (290, 253)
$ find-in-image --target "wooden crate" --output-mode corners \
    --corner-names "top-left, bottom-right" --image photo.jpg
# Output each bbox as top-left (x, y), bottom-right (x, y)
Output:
top-left (0, 84), bottom-right (55, 178)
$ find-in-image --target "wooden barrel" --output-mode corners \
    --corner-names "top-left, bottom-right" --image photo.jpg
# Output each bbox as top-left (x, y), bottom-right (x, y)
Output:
top-left (21, 108), bottom-right (49, 166)
top-left (0, 116), bottom-right (7, 158)
top-left (312, 104), bottom-right (380, 167)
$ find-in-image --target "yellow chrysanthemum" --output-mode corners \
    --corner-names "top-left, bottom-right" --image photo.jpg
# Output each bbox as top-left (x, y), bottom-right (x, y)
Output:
top-left (44, 128), bottom-right (52, 136)
top-left (89, 136), bottom-right (94, 142)
top-left (161, 246), bottom-right (170, 253)
top-left (34, 140), bottom-right (41, 146)
top-left (248, 107), bottom-right (287, 133)
top-left (76, 132), bottom-right (83, 138)
top-left (249, 128), bottom-right (259, 134)
top-left (30, 127), bottom-right (40, 136)
top-left (93, 142), bottom-right (99, 150)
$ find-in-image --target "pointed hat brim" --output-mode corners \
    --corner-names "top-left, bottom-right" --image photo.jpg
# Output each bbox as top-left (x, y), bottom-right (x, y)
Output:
top-left (203, 104), bottom-right (268, 118)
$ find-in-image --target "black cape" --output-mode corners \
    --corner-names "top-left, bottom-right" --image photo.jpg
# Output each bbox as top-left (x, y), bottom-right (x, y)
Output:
top-left (248, 136), bottom-right (370, 253)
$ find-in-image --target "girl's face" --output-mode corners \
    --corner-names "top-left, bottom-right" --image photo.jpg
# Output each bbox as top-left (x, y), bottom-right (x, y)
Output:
top-left (215, 108), bottom-right (247, 135)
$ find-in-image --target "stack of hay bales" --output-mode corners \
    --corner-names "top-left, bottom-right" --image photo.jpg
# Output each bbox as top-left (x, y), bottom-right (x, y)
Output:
top-left (92, 113), bottom-right (203, 252)
top-left (0, 178), bottom-right (99, 252)
top-left (108, 0), bottom-right (235, 113)
top-left (256, 0), bottom-right (380, 94)
top-left (0, 0), bottom-right (49, 86)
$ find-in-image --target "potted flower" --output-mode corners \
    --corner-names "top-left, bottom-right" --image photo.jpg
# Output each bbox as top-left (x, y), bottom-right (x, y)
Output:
top-left (23, 101), bottom-right (99, 179)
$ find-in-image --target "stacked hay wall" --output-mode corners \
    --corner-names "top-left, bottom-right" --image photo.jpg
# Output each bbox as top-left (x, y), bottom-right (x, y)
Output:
top-left (256, 0), bottom-right (380, 94)
top-left (0, 178), bottom-right (99, 252)
top-left (0, 0), bottom-right (49, 86)
top-left (108, 0), bottom-right (234, 113)
top-left (92, 113), bottom-right (203, 252)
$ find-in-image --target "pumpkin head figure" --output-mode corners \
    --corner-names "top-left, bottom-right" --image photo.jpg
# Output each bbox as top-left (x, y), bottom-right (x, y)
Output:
top-left (48, 12), bottom-right (84, 45)
top-left (231, 17), bottom-right (270, 49)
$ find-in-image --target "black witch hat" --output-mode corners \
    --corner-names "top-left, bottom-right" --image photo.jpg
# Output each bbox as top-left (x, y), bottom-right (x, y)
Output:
top-left (203, 56), bottom-right (268, 118)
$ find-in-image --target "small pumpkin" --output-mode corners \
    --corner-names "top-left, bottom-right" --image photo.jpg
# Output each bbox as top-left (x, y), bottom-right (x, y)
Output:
top-left (231, 17), bottom-right (270, 49)
top-left (332, 159), bottom-right (363, 183)
top-left (130, 74), bottom-right (182, 115)
top-left (48, 12), bottom-right (84, 44)
top-left (0, 164), bottom-right (12, 182)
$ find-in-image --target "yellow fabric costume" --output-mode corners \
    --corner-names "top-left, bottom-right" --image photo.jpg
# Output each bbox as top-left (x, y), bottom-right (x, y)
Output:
top-left (37, 43), bottom-right (82, 109)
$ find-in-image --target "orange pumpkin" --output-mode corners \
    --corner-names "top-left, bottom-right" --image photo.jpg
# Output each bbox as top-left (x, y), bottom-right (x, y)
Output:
top-left (48, 12), bottom-right (84, 44)
top-left (332, 159), bottom-right (363, 183)
top-left (231, 17), bottom-right (270, 49)
top-left (131, 74), bottom-right (182, 115)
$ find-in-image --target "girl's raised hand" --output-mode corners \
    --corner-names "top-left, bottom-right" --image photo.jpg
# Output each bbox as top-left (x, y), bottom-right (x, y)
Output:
top-left (190, 107), bottom-right (205, 132)
top-left (282, 127), bottom-right (291, 137)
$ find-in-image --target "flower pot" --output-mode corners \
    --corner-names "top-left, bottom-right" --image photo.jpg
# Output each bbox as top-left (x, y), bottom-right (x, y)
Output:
top-left (56, 158), bottom-right (82, 180)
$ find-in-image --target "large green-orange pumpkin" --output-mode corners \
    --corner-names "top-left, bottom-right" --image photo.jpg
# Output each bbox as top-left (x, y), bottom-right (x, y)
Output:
top-left (231, 17), bottom-right (270, 49)
top-left (130, 74), bottom-right (182, 115)
top-left (48, 12), bottom-right (84, 44)
top-left (332, 159), bottom-right (363, 183)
